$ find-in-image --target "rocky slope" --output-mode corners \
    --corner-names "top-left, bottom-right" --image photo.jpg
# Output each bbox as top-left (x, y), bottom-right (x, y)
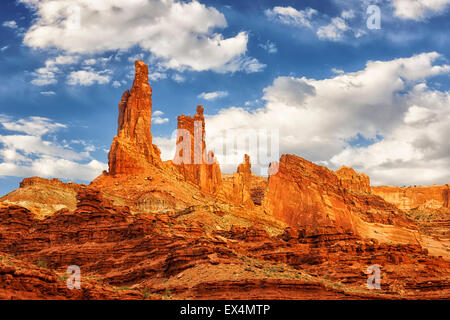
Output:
top-left (372, 185), bottom-right (449, 211)
top-left (0, 60), bottom-right (448, 300)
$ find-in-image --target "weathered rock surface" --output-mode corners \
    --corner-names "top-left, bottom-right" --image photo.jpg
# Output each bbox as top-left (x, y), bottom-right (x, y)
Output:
top-left (336, 166), bottom-right (371, 194)
top-left (0, 191), bottom-right (448, 300)
top-left (0, 177), bottom-right (80, 218)
top-left (108, 60), bottom-right (162, 175)
top-left (372, 185), bottom-right (450, 210)
top-left (173, 105), bottom-right (222, 194)
top-left (265, 155), bottom-right (396, 233)
top-left (0, 252), bottom-right (145, 300)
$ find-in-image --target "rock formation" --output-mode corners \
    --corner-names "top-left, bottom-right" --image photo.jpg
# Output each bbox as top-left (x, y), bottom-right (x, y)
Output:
top-left (0, 177), bottom-right (80, 217)
top-left (174, 105), bottom-right (222, 194)
top-left (231, 154), bottom-right (254, 207)
top-left (372, 185), bottom-right (450, 210)
top-left (0, 193), bottom-right (449, 300)
top-left (336, 166), bottom-right (371, 194)
top-left (108, 60), bottom-right (162, 175)
top-left (262, 154), bottom-right (422, 242)
top-left (1, 60), bottom-right (449, 300)
top-left (263, 154), bottom-right (361, 233)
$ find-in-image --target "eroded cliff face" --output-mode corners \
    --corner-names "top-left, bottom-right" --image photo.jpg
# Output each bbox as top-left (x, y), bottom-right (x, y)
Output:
top-left (0, 189), bottom-right (449, 300)
top-left (0, 177), bottom-right (80, 218)
top-left (262, 154), bottom-right (423, 244)
top-left (217, 154), bottom-right (255, 208)
top-left (372, 185), bottom-right (450, 210)
top-left (173, 105), bottom-right (222, 194)
top-left (336, 166), bottom-right (371, 194)
top-left (108, 60), bottom-right (162, 175)
top-left (263, 154), bottom-right (361, 234)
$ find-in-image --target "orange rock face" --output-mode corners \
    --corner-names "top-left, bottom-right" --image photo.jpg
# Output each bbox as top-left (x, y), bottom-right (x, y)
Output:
top-left (108, 60), bottom-right (162, 175)
top-left (372, 185), bottom-right (450, 210)
top-left (263, 154), bottom-right (359, 233)
top-left (173, 105), bottom-right (222, 194)
top-left (336, 166), bottom-right (371, 194)
top-left (263, 154), bottom-right (417, 236)
top-left (230, 154), bottom-right (255, 207)
top-left (0, 177), bottom-right (81, 217)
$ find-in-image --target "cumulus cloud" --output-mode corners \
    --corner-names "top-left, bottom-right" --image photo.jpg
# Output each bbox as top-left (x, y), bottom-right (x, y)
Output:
top-left (67, 69), bottom-right (111, 86)
top-left (265, 6), bottom-right (317, 28)
top-left (0, 115), bottom-right (106, 181)
top-left (0, 115), bottom-right (65, 136)
top-left (152, 110), bottom-right (169, 124)
top-left (392, 0), bottom-right (450, 20)
top-left (20, 0), bottom-right (262, 73)
top-left (160, 52), bottom-right (450, 185)
top-left (198, 91), bottom-right (229, 100)
top-left (31, 55), bottom-right (79, 86)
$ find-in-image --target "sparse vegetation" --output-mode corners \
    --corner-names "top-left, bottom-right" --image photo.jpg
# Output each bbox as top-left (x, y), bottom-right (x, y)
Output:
top-left (140, 288), bottom-right (151, 300)
top-left (164, 288), bottom-right (172, 299)
top-left (36, 259), bottom-right (48, 269)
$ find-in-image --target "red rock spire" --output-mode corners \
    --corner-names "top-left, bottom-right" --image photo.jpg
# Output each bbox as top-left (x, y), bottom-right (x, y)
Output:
top-left (108, 60), bottom-right (161, 175)
top-left (174, 105), bottom-right (222, 194)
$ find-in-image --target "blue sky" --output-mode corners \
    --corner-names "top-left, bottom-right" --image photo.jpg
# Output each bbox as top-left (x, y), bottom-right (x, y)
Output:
top-left (0, 0), bottom-right (449, 196)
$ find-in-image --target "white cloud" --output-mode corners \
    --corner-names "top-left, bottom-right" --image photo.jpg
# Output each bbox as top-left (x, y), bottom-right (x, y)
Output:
top-left (0, 46), bottom-right (8, 52)
top-left (198, 91), bottom-right (229, 100)
top-left (259, 41), bottom-right (278, 54)
top-left (31, 66), bottom-right (58, 86)
top-left (67, 70), bottom-right (111, 86)
top-left (341, 9), bottom-right (355, 19)
top-left (161, 52), bottom-right (450, 185)
top-left (223, 56), bottom-right (266, 73)
top-left (2, 20), bottom-right (18, 29)
top-left (152, 110), bottom-right (169, 125)
top-left (112, 80), bottom-right (121, 88)
top-left (40, 91), bottom-right (56, 96)
top-left (83, 58), bottom-right (96, 65)
top-left (153, 135), bottom-right (177, 161)
top-left (172, 74), bottom-right (185, 83)
top-left (392, 0), bottom-right (450, 20)
top-left (149, 71), bottom-right (167, 82)
top-left (128, 53), bottom-right (145, 63)
top-left (20, 0), bottom-right (262, 73)
top-left (0, 115), bottom-right (106, 181)
top-left (317, 17), bottom-right (348, 40)
top-left (0, 115), bottom-right (65, 136)
top-left (265, 6), bottom-right (317, 28)
top-left (332, 68), bottom-right (344, 74)
top-left (31, 55), bottom-right (79, 86)
top-left (267, 6), bottom-right (363, 42)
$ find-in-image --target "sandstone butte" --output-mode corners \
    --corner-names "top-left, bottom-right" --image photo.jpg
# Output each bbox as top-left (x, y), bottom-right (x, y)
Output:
top-left (0, 60), bottom-right (449, 300)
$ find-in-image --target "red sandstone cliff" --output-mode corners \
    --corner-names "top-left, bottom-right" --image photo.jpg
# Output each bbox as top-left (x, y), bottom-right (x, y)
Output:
top-left (173, 105), bottom-right (222, 194)
top-left (372, 185), bottom-right (450, 211)
top-left (262, 155), bottom-right (423, 243)
top-left (336, 166), bottom-right (371, 194)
